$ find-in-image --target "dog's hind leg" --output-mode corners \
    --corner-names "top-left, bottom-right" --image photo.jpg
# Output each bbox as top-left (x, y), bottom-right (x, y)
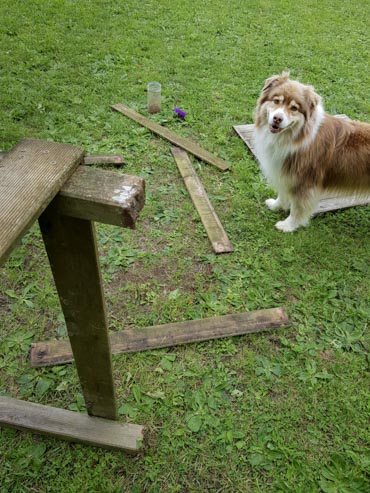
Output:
top-left (275, 189), bottom-right (318, 232)
top-left (266, 194), bottom-right (290, 211)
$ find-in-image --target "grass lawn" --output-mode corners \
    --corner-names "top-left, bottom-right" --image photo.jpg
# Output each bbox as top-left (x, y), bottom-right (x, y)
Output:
top-left (0, 1), bottom-right (369, 491)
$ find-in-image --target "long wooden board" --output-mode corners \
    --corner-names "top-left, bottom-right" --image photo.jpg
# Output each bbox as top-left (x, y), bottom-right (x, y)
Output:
top-left (0, 397), bottom-right (144, 453)
top-left (54, 166), bottom-right (145, 228)
top-left (0, 139), bottom-right (84, 265)
top-left (30, 307), bottom-right (290, 367)
top-left (171, 147), bottom-right (233, 254)
top-left (233, 123), bottom-right (370, 214)
top-left (111, 103), bottom-right (230, 171)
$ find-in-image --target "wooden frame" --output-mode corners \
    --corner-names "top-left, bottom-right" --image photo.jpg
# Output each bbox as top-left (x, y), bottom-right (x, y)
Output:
top-left (0, 140), bottom-right (145, 453)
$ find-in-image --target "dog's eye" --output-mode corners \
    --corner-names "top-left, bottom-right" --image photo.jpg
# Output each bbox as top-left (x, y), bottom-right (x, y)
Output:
top-left (290, 105), bottom-right (299, 112)
top-left (273, 98), bottom-right (280, 105)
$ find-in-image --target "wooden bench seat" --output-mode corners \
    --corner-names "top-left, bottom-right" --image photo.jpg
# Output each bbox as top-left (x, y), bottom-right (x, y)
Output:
top-left (0, 139), bottom-right (84, 265)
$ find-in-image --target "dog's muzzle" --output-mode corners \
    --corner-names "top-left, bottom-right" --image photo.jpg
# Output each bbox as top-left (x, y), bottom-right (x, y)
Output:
top-left (269, 111), bottom-right (286, 134)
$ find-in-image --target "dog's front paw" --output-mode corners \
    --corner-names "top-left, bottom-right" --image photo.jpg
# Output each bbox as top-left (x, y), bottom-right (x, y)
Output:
top-left (265, 198), bottom-right (281, 211)
top-left (275, 218), bottom-right (298, 232)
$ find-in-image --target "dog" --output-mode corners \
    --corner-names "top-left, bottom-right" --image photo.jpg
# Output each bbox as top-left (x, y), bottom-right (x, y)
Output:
top-left (254, 72), bottom-right (370, 232)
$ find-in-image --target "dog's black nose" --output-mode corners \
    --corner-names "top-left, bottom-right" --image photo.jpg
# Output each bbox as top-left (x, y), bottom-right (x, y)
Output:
top-left (273, 114), bottom-right (283, 124)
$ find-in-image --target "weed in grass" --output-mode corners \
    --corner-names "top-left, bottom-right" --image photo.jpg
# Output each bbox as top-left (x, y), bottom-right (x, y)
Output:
top-left (255, 356), bottom-right (283, 379)
top-left (319, 453), bottom-right (369, 493)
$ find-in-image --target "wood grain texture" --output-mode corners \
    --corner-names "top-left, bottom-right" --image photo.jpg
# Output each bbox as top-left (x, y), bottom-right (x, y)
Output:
top-left (39, 211), bottom-right (117, 420)
top-left (171, 147), bottom-right (233, 253)
top-left (0, 139), bottom-right (84, 265)
top-left (233, 124), bottom-right (256, 156)
top-left (111, 103), bottom-right (230, 171)
top-left (314, 195), bottom-right (370, 214)
top-left (53, 166), bottom-right (145, 228)
top-left (233, 124), bottom-right (370, 214)
top-left (30, 307), bottom-right (290, 366)
top-left (0, 397), bottom-right (144, 453)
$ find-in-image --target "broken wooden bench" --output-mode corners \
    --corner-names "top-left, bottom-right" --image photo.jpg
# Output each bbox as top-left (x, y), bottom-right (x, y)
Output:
top-left (0, 138), bottom-right (145, 452)
top-left (0, 138), bottom-right (290, 452)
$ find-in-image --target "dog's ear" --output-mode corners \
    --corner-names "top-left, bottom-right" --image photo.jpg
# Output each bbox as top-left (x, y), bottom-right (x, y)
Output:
top-left (304, 85), bottom-right (322, 115)
top-left (262, 71), bottom-right (290, 92)
top-left (256, 72), bottom-right (290, 117)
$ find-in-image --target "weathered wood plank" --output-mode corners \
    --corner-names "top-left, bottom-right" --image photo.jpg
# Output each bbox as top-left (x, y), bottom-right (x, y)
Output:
top-left (53, 166), bottom-right (145, 228)
top-left (314, 195), bottom-right (370, 214)
top-left (38, 210), bottom-right (117, 420)
top-left (233, 123), bottom-right (370, 213)
top-left (30, 307), bottom-right (290, 367)
top-left (0, 397), bottom-right (144, 453)
top-left (233, 124), bottom-right (256, 156)
top-left (83, 154), bottom-right (125, 166)
top-left (0, 139), bottom-right (84, 266)
top-left (111, 103), bottom-right (230, 171)
top-left (171, 147), bottom-right (233, 254)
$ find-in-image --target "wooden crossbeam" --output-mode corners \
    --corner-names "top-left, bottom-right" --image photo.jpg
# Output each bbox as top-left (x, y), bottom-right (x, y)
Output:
top-left (30, 308), bottom-right (290, 367)
top-left (54, 166), bottom-right (145, 228)
top-left (0, 139), bottom-right (148, 451)
top-left (171, 147), bottom-right (233, 254)
top-left (0, 397), bottom-right (144, 453)
top-left (111, 103), bottom-right (230, 171)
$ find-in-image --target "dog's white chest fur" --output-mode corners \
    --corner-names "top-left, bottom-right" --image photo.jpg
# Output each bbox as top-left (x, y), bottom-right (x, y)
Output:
top-left (254, 127), bottom-right (291, 189)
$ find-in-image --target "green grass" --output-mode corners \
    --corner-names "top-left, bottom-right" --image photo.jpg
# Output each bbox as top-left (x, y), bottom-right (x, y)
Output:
top-left (1, 1), bottom-right (369, 491)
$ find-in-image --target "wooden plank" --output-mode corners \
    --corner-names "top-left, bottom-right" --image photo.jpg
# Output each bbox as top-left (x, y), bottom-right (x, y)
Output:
top-left (0, 139), bottom-right (84, 266)
top-left (233, 123), bottom-right (370, 214)
top-left (314, 195), bottom-right (370, 214)
top-left (38, 210), bottom-right (117, 420)
top-left (83, 154), bottom-right (125, 166)
top-left (111, 103), bottom-right (230, 171)
top-left (171, 147), bottom-right (233, 254)
top-left (233, 124), bottom-right (256, 156)
top-left (53, 166), bottom-right (145, 228)
top-left (0, 397), bottom-right (144, 453)
top-left (30, 307), bottom-right (290, 367)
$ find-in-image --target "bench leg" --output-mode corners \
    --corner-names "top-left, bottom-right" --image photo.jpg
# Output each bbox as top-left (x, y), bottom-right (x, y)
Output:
top-left (39, 206), bottom-right (117, 420)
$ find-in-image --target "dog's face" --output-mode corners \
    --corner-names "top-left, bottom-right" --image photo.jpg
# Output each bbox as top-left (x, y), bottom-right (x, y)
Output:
top-left (255, 72), bottom-right (322, 137)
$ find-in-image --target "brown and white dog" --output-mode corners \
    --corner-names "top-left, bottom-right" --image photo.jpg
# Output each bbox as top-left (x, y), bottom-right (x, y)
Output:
top-left (254, 72), bottom-right (370, 232)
